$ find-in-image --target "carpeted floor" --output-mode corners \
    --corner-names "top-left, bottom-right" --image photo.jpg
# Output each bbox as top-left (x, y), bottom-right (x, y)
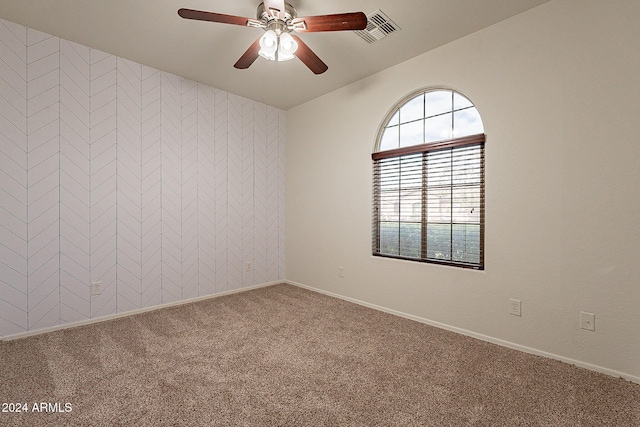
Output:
top-left (1, 283), bottom-right (638, 426)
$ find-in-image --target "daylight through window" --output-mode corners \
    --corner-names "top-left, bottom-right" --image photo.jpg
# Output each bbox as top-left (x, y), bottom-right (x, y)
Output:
top-left (372, 89), bottom-right (485, 269)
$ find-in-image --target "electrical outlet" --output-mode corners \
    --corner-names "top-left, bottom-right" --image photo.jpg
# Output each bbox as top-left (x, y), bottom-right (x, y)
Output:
top-left (580, 311), bottom-right (595, 331)
top-left (338, 266), bottom-right (344, 278)
top-left (91, 281), bottom-right (102, 296)
top-left (245, 262), bottom-right (252, 272)
top-left (509, 299), bottom-right (521, 316)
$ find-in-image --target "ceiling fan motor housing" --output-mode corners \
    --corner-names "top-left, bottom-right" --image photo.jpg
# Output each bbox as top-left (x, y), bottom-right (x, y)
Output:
top-left (257, 2), bottom-right (299, 33)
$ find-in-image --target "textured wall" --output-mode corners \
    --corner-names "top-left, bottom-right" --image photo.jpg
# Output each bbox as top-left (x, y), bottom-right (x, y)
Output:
top-left (286, 0), bottom-right (640, 381)
top-left (0, 19), bottom-right (286, 338)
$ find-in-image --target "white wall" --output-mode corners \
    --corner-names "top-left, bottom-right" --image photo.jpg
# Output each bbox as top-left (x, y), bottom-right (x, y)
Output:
top-left (0, 19), bottom-right (286, 338)
top-left (286, 0), bottom-right (640, 381)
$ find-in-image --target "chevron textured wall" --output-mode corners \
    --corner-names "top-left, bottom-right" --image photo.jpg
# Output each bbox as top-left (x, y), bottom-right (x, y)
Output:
top-left (0, 18), bottom-right (286, 338)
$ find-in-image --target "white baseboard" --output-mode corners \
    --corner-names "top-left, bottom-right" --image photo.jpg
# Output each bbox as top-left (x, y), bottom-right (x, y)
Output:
top-left (286, 280), bottom-right (640, 385)
top-left (2, 281), bottom-right (280, 341)
top-left (6, 279), bottom-right (638, 385)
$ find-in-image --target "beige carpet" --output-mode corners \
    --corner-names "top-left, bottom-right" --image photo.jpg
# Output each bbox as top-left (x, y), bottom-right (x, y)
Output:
top-left (1, 283), bottom-right (638, 426)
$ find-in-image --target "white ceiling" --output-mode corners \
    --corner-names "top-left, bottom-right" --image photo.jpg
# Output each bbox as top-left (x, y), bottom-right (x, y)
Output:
top-left (0, 0), bottom-right (551, 110)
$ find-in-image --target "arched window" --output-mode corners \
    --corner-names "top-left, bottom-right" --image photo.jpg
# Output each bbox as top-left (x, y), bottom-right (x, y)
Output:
top-left (372, 88), bottom-right (485, 269)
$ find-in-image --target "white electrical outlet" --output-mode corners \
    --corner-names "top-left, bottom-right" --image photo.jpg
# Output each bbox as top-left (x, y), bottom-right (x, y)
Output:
top-left (580, 311), bottom-right (595, 331)
top-left (338, 266), bottom-right (344, 278)
top-left (509, 299), bottom-right (521, 316)
top-left (245, 262), bottom-right (252, 272)
top-left (91, 281), bottom-right (102, 296)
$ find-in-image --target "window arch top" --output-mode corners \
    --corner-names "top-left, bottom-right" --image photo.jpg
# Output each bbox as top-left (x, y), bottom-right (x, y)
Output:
top-left (376, 89), bottom-right (484, 153)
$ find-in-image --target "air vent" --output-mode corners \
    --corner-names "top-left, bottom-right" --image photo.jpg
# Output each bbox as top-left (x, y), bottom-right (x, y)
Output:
top-left (355, 10), bottom-right (401, 44)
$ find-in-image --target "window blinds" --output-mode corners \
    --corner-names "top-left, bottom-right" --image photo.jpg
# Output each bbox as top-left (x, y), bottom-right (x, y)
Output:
top-left (372, 134), bottom-right (485, 269)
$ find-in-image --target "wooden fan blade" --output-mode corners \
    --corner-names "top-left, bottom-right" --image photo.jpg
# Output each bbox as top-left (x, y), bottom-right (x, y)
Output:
top-left (178, 8), bottom-right (253, 27)
top-left (291, 35), bottom-right (328, 74)
top-left (234, 37), bottom-right (262, 69)
top-left (263, 0), bottom-right (286, 18)
top-left (291, 12), bottom-right (367, 32)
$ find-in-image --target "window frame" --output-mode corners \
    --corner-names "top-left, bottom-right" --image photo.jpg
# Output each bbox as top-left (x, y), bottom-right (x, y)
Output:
top-left (372, 88), bottom-right (485, 270)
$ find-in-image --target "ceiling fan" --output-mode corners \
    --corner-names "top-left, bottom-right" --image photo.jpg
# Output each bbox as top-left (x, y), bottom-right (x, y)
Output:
top-left (178, 0), bottom-right (367, 74)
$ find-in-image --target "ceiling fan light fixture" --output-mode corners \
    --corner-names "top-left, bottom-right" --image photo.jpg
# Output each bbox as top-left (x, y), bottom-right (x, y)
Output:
top-left (179, 2), bottom-right (366, 74)
top-left (259, 30), bottom-right (278, 60)
top-left (277, 32), bottom-right (298, 61)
